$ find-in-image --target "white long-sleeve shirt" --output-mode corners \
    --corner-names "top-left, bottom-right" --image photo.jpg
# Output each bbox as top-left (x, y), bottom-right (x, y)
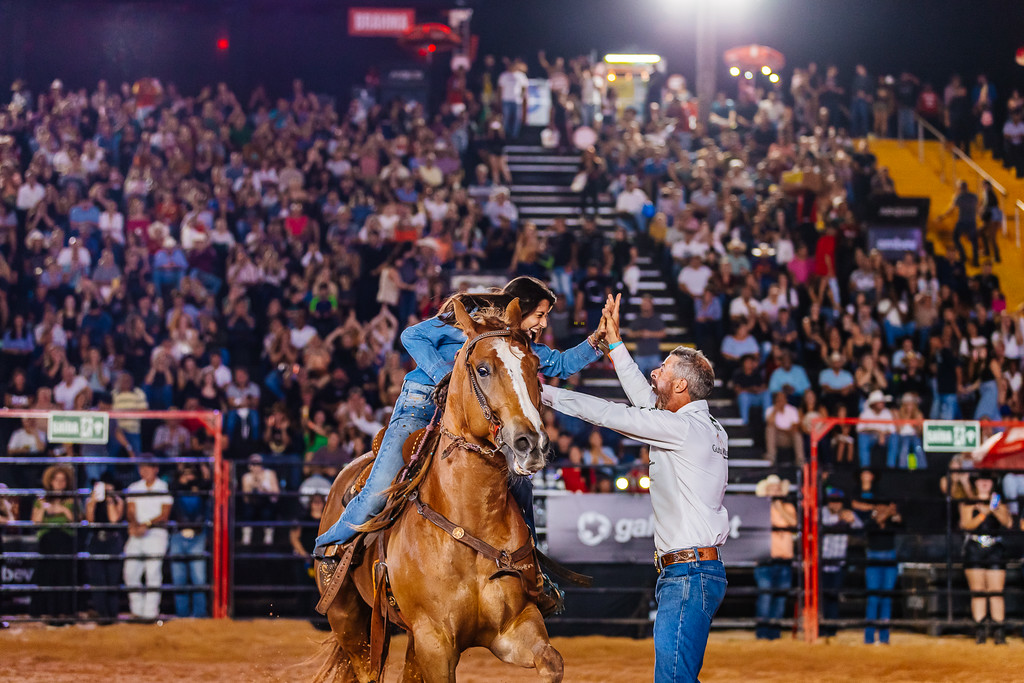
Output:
top-left (542, 345), bottom-right (730, 554)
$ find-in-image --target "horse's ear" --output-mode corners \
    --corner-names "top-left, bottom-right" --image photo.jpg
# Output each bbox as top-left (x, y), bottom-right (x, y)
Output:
top-left (504, 298), bottom-right (523, 329)
top-left (452, 298), bottom-right (479, 335)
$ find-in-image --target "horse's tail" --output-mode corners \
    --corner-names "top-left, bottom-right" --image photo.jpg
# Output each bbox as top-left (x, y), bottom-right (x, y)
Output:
top-left (308, 634), bottom-right (354, 683)
top-left (353, 432), bottom-right (439, 534)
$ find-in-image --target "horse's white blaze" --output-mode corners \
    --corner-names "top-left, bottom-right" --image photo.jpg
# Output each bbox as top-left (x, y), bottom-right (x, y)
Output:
top-left (495, 341), bottom-right (544, 434)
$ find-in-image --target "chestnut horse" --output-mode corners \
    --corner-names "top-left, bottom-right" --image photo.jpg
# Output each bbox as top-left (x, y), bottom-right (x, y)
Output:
top-left (314, 299), bottom-right (563, 683)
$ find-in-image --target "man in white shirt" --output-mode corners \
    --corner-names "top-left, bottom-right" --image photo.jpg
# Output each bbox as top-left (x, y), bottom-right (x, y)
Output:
top-left (615, 176), bottom-right (650, 233)
top-left (124, 463), bottom-right (173, 619)
top-left (765, 390), bottom-right (804, 465)
top-left (542, 295), bottom-right (727, 682)
top-left (856, 390), bottom-right (896, 468)
top-left (16, 172), bottom-right (45, 212)
top-left (498, 59), bottom-right (529, 139)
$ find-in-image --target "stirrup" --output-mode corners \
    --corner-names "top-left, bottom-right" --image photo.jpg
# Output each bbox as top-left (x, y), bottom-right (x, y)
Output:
top-left (538, 572), bottom-right (565, 617)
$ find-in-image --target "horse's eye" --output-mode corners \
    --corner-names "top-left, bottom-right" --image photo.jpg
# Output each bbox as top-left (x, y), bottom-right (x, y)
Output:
top-left (476, 364), bottom-right (490, 377)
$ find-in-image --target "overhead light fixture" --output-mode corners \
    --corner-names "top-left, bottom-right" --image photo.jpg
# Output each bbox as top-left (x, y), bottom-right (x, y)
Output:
top-left (744, 71), bottom-right (754, 80)
top-left (761, 65), bottom-right (772, 76)
top-left (615, 477), bottom-right (630, 490)
top-left (607, 73), bottom-right (616, 82)
top-left (604, 53), bottom-right (662, 65)
top-left (769, 73), bottom-right (780, 83)
top-left (639, 476), bottom-right (651, 490)
top-left (729, 66), bottom-right (741, 77)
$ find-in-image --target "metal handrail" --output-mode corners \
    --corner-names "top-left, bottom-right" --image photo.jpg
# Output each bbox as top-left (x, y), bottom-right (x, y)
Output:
top-left (1016, 199), bottom-right (1024, 249)
top-left (915, 113), bottom-right (1010, 238)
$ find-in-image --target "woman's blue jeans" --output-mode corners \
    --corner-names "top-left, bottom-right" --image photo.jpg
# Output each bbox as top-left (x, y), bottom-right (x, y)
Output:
top-left (864, 549), bottom-right (898, 644)
top-left (315, 381), bottom-right (435, 551)
top-left (654, 558), bottom-right (727, 682)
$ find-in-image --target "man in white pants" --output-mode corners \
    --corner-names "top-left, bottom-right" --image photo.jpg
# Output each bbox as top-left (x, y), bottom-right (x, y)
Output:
top-left (124, 463), bottom-right (173, 620)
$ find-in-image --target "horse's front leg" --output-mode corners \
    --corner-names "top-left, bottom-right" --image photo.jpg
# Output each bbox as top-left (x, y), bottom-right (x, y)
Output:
top-left (406, 622), bottom-right (460, 683)
top-left (488, 604), bottom-right (564, 682)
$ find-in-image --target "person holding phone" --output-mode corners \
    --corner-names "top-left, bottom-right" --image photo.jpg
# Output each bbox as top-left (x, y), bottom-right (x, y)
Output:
top-left (959, 472), bottom-right (1013, 644)
top-left (85, 473), bottom-right (124, 623)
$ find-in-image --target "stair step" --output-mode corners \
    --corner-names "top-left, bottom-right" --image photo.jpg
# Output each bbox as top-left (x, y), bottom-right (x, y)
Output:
top-left (718, 417), bottom-right (744, 427)
top-left (635, 281), bottom-right (667, 291)
top-left (526, 217), bottom-right (615, 227)
top-left (730, 437), bottom-right (754, 448)
top-left (581, 378), bottom-right (624, 388)
top-left (511, 194), bottom-right (592, 204)
top-left (627, 296), bottom-right (675, 306)
top-left (708, 398), bottom-right (732, 409)
top-left (509, 164), bottom-right (582, 173)
top-left (624, 312), bottom-right (678, 322)
top-left (636, 256), bottom-right (653, 265)
top-left (506, 154), bottom-right (581, 164)
top-left (504, 145), bottom-right (549, 154)
top-left (519, 206), bottom-right (614, 215)
top-left (509, 184), bottom-right (574, 193)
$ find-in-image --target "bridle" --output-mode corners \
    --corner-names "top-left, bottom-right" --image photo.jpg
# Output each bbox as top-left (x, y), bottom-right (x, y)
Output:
top-left (440, 327), bottom-right (514, 461)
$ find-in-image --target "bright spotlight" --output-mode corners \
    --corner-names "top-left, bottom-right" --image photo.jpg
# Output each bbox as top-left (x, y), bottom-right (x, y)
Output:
top-left (729, 66), bottom-right (740, 77)
top-left (769, 73), bottom-right (780, 83)
top-left (639, 476), bottom-right (650, 490)
top-left (615, 477), bottom-right (630, 491)
top-left (604, 53), bottom-right (662, 64)
top-left (744, 71), bottom-right (754, 80)
top-left (761, 65), bottom-right (772, 76)
top-left (607, 73), bottom-right (616, 82)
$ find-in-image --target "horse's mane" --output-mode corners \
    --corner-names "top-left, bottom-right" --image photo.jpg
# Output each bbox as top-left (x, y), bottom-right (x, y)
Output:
top-left (354, 309), bottom-right (532, 534)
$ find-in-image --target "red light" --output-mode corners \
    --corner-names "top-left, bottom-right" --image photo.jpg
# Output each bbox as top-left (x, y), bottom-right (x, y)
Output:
top-left (418, 48), bottom-right (427, 56)
top-left (216, 37), bottom-right (229, 51)
top-left (427, 44), bottom-right (436, 52)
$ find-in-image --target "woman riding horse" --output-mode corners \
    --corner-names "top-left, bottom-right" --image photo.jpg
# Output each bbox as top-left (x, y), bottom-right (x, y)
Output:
top-left (315, 298), bottom-right (565, 682)
top-left (315, 276), bottom-right (604, 555)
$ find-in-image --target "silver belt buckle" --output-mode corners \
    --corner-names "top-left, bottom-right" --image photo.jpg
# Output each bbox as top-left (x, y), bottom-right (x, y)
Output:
top-left (976, 535), bottom-right (996, 548)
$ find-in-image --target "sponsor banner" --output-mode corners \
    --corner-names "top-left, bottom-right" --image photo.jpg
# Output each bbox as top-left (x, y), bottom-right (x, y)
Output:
top-left (526, 79), bottom-right (552, 127)
top-left (866, 196), bottom-right (931, 227)
top-left (348, 8), bottom-right (415, 37)
top-left (867, 226), bottom-right (923, 259)
top-left (545, 493), bottom-right (772, 564)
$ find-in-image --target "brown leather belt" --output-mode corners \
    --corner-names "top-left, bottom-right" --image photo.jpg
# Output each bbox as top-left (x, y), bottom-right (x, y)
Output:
top-left (655, 546), bottom-right (721, 571)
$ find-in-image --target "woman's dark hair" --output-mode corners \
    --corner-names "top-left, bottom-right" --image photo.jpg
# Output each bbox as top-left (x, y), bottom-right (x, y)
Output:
top-left (501, 276), bottom-right (556, 315)
top-left (437, 292), bottom-right (511, 322)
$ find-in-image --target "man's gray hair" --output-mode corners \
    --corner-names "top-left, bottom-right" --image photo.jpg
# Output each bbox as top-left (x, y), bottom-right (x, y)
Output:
top-left (668, 346), bottom-right (715, 401)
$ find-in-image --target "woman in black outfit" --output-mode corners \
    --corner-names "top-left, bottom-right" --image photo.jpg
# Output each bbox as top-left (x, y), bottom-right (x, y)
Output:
top-left (959, 472), bottom-right (1013, 644)
top-left (85, 472), bottom-right (125, 623)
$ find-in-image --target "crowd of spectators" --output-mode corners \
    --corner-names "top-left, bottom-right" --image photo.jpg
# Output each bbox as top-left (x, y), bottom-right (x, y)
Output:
top-left (0, 51), bottom-right (1023, 625)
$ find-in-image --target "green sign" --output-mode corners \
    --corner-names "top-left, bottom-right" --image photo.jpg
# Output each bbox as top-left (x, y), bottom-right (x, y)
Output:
top-left (922, 420), bottom-right (981, 453)
top-left (47, 411), bottom-right (110, 445)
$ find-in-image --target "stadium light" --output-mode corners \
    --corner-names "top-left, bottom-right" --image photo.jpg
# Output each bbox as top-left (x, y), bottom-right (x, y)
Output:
top-left (744, 71), bottom-right (754, 80)
top-left (604, 54), bottom-right (662, 64)
top-left (729, 66), bottom-right (740, 77)
top-left (761, 65), bottom-right (771, 76)
top-left (769, 73), bottom-right (780, 83)
top-left (639, 476), bottom-right (651, 490)
top-left (607, 73), bottom-right (616, 82)
top-left (615, 477), bottom-right (630, 490)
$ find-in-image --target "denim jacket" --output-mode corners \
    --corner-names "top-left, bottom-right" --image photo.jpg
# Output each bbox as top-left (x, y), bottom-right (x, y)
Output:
top-left (401, 317), bottom-right (601, 387)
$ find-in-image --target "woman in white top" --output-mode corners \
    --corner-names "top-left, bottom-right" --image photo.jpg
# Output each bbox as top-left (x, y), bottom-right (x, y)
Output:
top-left (98, 201), bottom-right (125, 243)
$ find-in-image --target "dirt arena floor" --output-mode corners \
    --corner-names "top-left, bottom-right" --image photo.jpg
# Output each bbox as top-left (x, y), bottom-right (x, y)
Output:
top-left (1, 618), bottom-right (1022, 682)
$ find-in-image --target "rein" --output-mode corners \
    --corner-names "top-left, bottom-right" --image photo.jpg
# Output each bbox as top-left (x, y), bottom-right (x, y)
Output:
top-left (440, 327), bottom-right (513, 460)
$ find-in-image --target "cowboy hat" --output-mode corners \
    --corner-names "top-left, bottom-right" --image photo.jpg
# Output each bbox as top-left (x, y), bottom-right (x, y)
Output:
top-left (755, 474), bottom-right (791, 497)
top-left (866, 390), bottom-right (888, 406)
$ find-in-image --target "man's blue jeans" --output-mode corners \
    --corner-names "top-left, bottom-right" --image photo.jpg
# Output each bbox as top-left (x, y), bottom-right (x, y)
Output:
top-left (864, 549), bottom-right (898, 644)
top-left (654, 558), bottom-right (727, 682)
top-left (858, 432), bottom-right (895, 468)
top-left (754, 561), bottom-right (791, 639)
top-left (315, 381), bottom-right (435, 551)
top-left (502, 100), bottom-right (522, 139)
top-left (551, 267), bottom-right (575, 308)
top-left (930, 392), bottom-right (961, 420)
top-left (737, 392), bottom-right (769, 425)
top-left (169, 530), bottom-right (208, 617)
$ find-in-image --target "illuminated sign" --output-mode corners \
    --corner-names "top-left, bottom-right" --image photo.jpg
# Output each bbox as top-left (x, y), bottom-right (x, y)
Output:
top-left (348, 8), bottom-right (415, 37)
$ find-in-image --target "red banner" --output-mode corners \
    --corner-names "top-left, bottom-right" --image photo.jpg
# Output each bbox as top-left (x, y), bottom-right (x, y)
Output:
top-left (348, 8), bottom-right (415, 37)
